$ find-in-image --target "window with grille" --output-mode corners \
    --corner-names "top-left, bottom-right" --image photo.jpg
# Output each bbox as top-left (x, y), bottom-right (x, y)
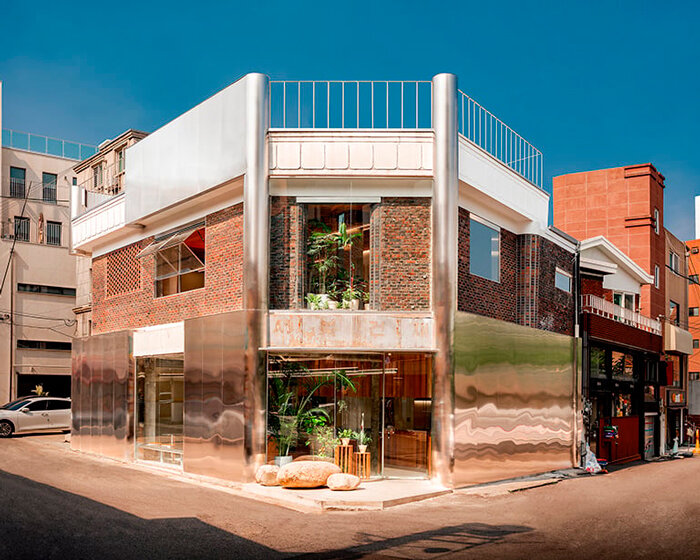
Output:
top-left (46, 221), bottom-right (61, 246)
top-left (14, 216), bottom-right (29, 242)
top-left (93, 163), bottom-right (103, 189)
top-left (42, 172), bottom-right (57, 203)
top-left (10, 167), bottom-right (26, 198)
top-left (117, 148), bottom-right (125, 173)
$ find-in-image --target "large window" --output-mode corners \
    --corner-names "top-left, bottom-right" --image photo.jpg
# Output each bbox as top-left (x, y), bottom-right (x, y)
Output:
top-left (42, 172), bottom-right (57, 203)
top-left (14, 216), bottom-right (29, 242)
top-left (590, 346), bottom-right (607, 379)
top-left (46, 221), bottom-right (61, 246)
top-left (17, 340), bottom-right (71, 351)
top-left (612, 351), bottom-right (636, 382)
top-left (305, 204), bottom-right (371, 309)
top-left (153, 227), bottom-right (205, 297)
top-left (10, 167), bottom-right (25, 198)
top-left (470, 217), bottom-right (500, 282)
top-left (613, 292), bottom-right (635, 311)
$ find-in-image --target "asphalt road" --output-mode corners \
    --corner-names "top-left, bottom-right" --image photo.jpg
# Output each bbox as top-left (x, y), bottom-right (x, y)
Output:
top-left (1, 433), bottom-right (699, 559)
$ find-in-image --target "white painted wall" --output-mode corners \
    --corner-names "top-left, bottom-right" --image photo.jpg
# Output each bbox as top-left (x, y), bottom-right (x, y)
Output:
top-left (133, 322), bottom-right (184, 357)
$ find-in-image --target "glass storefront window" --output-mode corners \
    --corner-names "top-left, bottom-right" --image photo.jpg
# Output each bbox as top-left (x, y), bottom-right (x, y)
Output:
top-left (614, 393), bottom-right (633, 417)
top-left (590, 346), bottom-right (607, 379)
top-left (135, 355), bottom-right (184, 466)
top-left (266, 352), bottom-right (433, 479)
top-left (611, 351), bottom-right (635, 381)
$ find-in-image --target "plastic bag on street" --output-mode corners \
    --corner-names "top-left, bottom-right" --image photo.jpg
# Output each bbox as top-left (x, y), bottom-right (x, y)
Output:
top-left (584, 443), bottom-right (602, 474)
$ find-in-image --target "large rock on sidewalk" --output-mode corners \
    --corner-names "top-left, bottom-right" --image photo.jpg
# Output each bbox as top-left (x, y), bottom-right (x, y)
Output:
top-left (255, 465), bottom-right (280, 486)
top-left (327, 473), bottom-right (360, 491)
top-left (276, 460), bottom-right (341, 488)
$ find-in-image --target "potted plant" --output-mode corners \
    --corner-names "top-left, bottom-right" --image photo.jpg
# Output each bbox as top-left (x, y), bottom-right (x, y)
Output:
top-left (307, 221), bottom-right (340, 309)
top-left (353, 429), bottom-right (372, 453)
top-left (341, 286), bottom-right (365, 311)
top-left (307, 425), bottom-right (339, 458)
top-left (305, 293), bottom-right (324, 310)
top-left (338, 428), bottom-right (354, 446)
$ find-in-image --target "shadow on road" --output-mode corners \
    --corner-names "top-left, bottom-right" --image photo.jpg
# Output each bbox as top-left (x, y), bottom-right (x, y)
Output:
top-left (0, 470), bottom-right (282, 560)
top-left (294, 521), bottom-right (533, 559)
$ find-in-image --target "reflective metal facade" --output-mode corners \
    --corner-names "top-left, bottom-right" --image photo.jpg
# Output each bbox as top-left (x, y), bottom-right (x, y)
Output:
top-left (453, 312), bottom-right (580, 487)
top-left (70, 331), bottom-right (133, 461)
top-left (183, 311), bottom-right (247, 481)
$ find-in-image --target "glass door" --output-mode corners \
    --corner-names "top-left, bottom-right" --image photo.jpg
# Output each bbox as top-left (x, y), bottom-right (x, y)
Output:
top-left (383, 353), bottom-right (433, 478)
top-left (135, 355), bottom-right (184, 467)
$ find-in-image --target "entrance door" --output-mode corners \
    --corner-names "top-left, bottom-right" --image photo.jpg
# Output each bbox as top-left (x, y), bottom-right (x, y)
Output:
top-left (383, 353), bottom-right (432, 478)
top-left (135, 355), bottom-right (184, 467)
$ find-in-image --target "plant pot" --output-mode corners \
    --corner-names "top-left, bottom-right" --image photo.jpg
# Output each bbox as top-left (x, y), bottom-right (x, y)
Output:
top-left (349, 299), bottom-right (361, 311)
top-left (274, 455), bottom-right (293, 467)
top-left (341, 438), bottom-right (351, 446)
top-left (327, 300), bottom-right (339, 310)
top-left (358, 444), bottom-right (367, 453)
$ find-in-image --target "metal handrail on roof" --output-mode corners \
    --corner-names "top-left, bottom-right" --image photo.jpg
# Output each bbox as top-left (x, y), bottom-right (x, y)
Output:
top-left (2, 128), bottom-right (97, 160)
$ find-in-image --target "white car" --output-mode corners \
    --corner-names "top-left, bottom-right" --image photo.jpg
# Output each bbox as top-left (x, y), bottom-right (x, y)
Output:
top-left (0, 396), bottom-right (71, 437)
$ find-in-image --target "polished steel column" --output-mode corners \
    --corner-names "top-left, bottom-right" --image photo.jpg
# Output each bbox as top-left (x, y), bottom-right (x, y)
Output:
top-left (431, 73), bottom-right (458, 487)
top-left (243, 73), bottom-right (270, 479)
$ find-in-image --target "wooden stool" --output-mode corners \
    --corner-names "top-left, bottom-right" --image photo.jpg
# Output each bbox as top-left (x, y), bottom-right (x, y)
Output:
top-left (356, 452), bottom-right (371, 480)
top-left (334, 445), bottom-right (354, 474)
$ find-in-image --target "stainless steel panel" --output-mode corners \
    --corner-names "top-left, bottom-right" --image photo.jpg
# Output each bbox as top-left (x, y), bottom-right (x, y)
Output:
top-left (101, 333), bottom-right (116, 457)
top-left (183, 311), bottom-right (247, 481)
top-left (70, 338), bottom-right (82, 451)
top-left (183, 316), bottom-right (204, 471)
top-left (431, 73), bottom-right (458, 487)
top-left (113, 331), bottom-right (133, 461)
top-left (79, 338), bottom-right (92, 452)
top-left (453, 312), bottom-right (578, 487)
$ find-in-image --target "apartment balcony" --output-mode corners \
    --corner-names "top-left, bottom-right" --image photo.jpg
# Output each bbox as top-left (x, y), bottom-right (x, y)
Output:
top-left (582, 294), bottom-right (662, 336)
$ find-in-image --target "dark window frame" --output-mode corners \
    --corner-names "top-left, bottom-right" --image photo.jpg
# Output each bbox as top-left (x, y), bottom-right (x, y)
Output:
top-left (46, 221), bottom-right (62, 246)
top-left (14, 216), bottom-right (30, 242)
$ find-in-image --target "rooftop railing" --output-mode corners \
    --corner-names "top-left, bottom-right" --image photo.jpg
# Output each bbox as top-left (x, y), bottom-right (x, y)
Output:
top-left (582, 294), bottom-right (662, 336)
top-left (2, 128), bottom-right (97, 160)
top-left (269, 80), bottom-right (544, 188)
top-left (270, 80), bottom-right (433, 129)
top-left (458, 90), bottom-right (543, 188)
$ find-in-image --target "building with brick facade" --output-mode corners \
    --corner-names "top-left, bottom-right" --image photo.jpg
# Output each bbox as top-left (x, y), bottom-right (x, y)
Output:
top-left (578, 236), bottom-right (662, 463)
top-left (69, 73), bottom-right (580, 489)
top-left (554, 164), bottom-right (693, 453)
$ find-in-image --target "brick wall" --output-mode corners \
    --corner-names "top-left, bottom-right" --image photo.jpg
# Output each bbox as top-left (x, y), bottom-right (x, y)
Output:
top-left (458, 208), bottom-right (518, 322)
top-left (458, 209), bottom-right (575, 335)
top-left (92, 203), bottom-right (244, 333)
top-left (270, 197), bottom-right (303, 309)
top-left (374, 197), bottom-right (431, 311)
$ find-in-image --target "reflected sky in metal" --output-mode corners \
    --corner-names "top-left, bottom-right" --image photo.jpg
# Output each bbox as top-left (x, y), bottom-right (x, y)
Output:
top-left (453, 312), bottom-right (579, 487)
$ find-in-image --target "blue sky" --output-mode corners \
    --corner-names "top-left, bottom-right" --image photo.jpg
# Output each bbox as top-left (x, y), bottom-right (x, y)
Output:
top-left (1, 1), bottom-right (697, 238)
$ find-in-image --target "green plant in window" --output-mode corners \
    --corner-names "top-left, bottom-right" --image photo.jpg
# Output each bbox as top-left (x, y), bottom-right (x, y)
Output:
top-left (307, 425), bottom-right (339, 458)
top-left (352, 429), bottom-right (372, 446)
top-left (307, 221), bottom-right (340, 296)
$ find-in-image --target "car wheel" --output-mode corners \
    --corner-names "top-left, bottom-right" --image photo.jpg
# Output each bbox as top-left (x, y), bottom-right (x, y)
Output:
top-left (0, 421), bottom-right (14, 438)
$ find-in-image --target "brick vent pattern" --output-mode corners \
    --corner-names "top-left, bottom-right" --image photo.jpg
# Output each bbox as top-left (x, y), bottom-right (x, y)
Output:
top-left (92, 203), bottom-right (244, 333)
top-left (106, 244), bottom-right (141, 298)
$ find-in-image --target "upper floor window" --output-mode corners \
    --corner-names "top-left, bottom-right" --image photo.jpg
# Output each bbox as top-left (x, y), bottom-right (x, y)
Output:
top-left (613, 292), bottom-right (635, 311)
top-left (17, 339), bottom-right (71, 351)
top-left (694, 339), bottom-right (699, 349)
top-left (116, 148), bottom-right (125, 174)
top-left (42, 172), bottom-right (57, 203)
top-left (470, 216), bottom-right (500, 282)
top-left (669, 251), bottom-right (680, 274)
top-left (18, 283), bottom-right (75, 296)
top-left (10, 167), bottom-right (26, 198)
top-left (654, 265), bottom-right (660, 289)
top-left (46, 221), bottom-right (62, 246)
top-left (305, 204), bottom-right (370, 309)
top-left (149, 227), bottom-right (205, 297)
top-left (690, 307), bottom-right (699, 317)
top-left (555, 268), bottom-right (572, 293)
top-left (93, 163), bottom-right (103, 189)
top-left (654, 208), bottom-right (660, 235)
top-left (669, 300), bottom-right (680, 326)
top-left (14, 216), bottom-right (29, 242)
top-left (691, 274), bottom-right (699, 285)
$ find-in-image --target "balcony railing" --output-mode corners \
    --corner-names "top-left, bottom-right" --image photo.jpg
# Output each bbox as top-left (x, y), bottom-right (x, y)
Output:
top-left (9, 177), bottom-right (25, 198)
top-left (582, 294), bottom-right (662, 336)
top-left (458, 90), bottom-right (543, 188)
top-left (2, 129), bottom-right (97, 160)
top-left (74, 161), bottom-right (124, 217)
